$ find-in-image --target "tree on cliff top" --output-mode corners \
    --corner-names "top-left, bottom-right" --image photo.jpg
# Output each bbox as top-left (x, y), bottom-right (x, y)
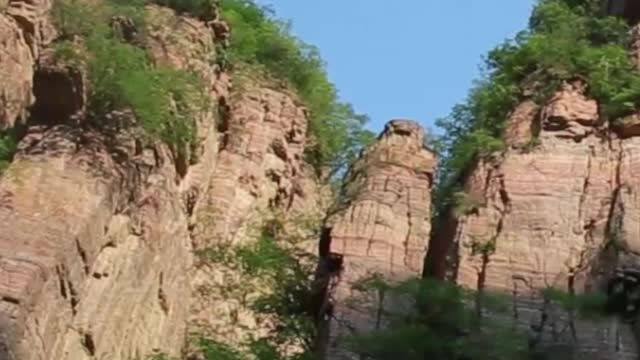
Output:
top-left (433, 0), bottom-right (640, 217)
top-left (219, 0), bottom-right (375, 176)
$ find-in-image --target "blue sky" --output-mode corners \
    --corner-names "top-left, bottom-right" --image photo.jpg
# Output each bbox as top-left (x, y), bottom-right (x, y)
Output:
top-left (255, 0), bottom-right (536, 135)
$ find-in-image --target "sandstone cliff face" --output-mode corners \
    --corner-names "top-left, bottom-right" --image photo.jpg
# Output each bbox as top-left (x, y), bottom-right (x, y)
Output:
top-left (0, 0), bottom-right (55, 130)
top-left (187, 80), bottom-right (326, 348)
top-left (430, 78), bottom-right (640, 359)
top-left (0, 1), bottom-right (325, 359)
top-left (316, 120), bottom-right (435, 359)
top-left (0, 3), bottom-right (223, 359)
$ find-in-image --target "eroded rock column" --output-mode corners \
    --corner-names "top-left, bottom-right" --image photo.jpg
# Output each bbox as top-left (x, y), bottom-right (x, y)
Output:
top-left (316, 120), bottom-right (435, 359)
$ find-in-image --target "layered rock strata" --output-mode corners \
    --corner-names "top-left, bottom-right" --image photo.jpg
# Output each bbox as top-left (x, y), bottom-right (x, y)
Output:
top-left (0, 3), bottom-right (226, 359)
top-left (430, 80), bottom-right (640, 360)
top-left (315, 120), bottom-right (436, 359)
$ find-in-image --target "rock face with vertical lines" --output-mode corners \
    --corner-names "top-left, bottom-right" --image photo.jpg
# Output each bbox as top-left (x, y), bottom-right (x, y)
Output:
top-left (0, 0), bottom-right (55, 129)
top-left (430, 80), bottom-right (640, 360)
top-left (316, 120), bottom-right (436, 359)
top-left (0, 4), bottom-right (226, 359)
top-left (191, 83), bottom-right (309, 249)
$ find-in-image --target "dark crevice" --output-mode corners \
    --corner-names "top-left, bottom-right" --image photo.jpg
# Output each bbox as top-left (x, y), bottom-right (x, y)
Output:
top-left (31, 65), bottom-right (85, 126)
top-left (82, 333), bottom-right (96, 356)
top-left (567, 273), bottom-right (578, 342)
top-left (1, 296), bottom-right (20, 305)
top-left (56, 265), bottom-right (68, 299)
top-left (75, 238), bottom-right (90, 276)
top-left (68, 280), bottom-right (79, 316)
top-left (158, 272), bottom-right (169, 315)
top-left (216, 97), bottom-right (231, 151)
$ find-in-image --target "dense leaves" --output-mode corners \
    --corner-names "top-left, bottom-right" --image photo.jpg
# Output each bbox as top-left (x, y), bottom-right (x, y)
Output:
top-left (434, 0), bottom-right (640, 216)
top-left (52, 0), bottom-right (209, 154)
top-left (0, 131), bottom-right (18, 175)
top-left (346, 277), bottom-right (531, 360)
top-left (153, 0), bottom-right (215, 18)
top-left (195, 226), bottom-right (318, 360)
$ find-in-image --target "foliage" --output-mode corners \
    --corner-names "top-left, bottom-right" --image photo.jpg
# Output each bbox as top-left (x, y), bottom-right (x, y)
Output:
top-left (0, 131), bottom-right (18, 175)
top-left (541, 287), bottom-right (609, 319)
top-left (433, 0), bottom-right (640, 217)
top-left (52, 0), bottom-right (208, 153)
top-left (219, 0), bottom-right (374, 174)
top-left (153, 0), bottom-right (216, 18)
top-left (196, 221), bottom-right (317, 359)
top-left (346, 277), bottom-right (532, 360)
top-left (452, 191), bottom-right (485, 216)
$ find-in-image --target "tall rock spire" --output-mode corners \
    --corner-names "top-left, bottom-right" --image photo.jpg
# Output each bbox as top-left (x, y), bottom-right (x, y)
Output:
top-left (314, 120), bottom-right (436, 359)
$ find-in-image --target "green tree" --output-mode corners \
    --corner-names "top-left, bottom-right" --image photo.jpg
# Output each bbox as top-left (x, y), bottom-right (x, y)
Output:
top-left (346, 277), bottom-right (532, 360)
top-left (434, 0), bottom-right (640, 217)
top-left (52, 0), bottom-right (208, 156)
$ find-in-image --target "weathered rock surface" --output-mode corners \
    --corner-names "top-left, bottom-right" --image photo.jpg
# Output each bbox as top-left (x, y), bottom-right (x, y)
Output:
top-left (316, 120), bottom-right (436, 359)
top-left (187, 79), bottom-right (326, 350)
top-left (192, 82), bottom-right (309, 249)
top-left (0, 124), bottom-right (192, 360)
top-left (0, 4), bottom-right (228, 359)
top-left (0, 0), bottom-right (55, 129)
top-left (504, 99), bottom-right (539, 148)
top-left (432, 82), bottom-right (640, 359)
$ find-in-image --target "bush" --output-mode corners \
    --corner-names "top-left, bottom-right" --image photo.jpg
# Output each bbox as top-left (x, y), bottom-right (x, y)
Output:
top-left (346, 277), bottom-right (532, 360)
top-left (52, 0), bottom-right (208, 153)
top-left (434, 0), bottom-right (640, 216)
top-left (219, 0), bottom-right (374, 174)
top-left (541, 287), bottom-right (609, 319)
top-left (196, 227), bottom-right (317, 359)
top-left (0, 131), bottom-right (18, 174)
top-left (152, 0), bottom-right (215, 18)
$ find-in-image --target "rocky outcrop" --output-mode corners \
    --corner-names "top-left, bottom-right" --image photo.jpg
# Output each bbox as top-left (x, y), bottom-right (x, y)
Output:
top-left (191, 82), bottom-right (309, 249)
top-left (431, 81), bottom-right (640, 359)
top-left (0, 0), bottom-right (55, 130)
top-left (187, 79), bottom-right (325, 349)
top-left (315, 120), bottom-right (436, 359)
top-left (0, 124), bottom-right (194, 360)
top-left (0, 3), bottom-right (227, 359)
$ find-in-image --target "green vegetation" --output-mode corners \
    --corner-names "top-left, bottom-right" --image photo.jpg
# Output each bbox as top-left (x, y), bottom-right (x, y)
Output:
top-left (195, 221), bottom-right (317, 360)
top-left (153, 0), bottom-right (215, 18)
top-left (52, 0), bottom-right (208, 155)
top-left (452, 191), bottom-right (486, 216)
top-left (541, 286), bottom-right (609, 319)
top-left (52, 0), bottom-right (373, 174)
top-left (219, 0), bottom-right (375, 174)
top-left (434, 0), bottom-right (640, 215)
top-left (0, 131), bottom-right (18, 175)
top-left (346, 276), bottom-right (532, 360)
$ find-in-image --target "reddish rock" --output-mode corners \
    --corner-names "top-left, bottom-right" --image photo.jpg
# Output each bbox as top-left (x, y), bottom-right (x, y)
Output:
top-left (0, 5), bottom-right (227, 359)
top-left (504, 99), bottom-right (539, 148)
top-left (317, 120), bottom-right (435, 359)
top-left (191, 84), bottom-right (309, 249)
top-left (614, 112), bottom-right (640, 138)
top-left (0, 125), bottom-right (192, 360)
top-left (439, 85), bottom-right (639, 359)
top-left (0, 0), bottom-right (55, 129)
top-left (541, 80), bottom-right (600, 141)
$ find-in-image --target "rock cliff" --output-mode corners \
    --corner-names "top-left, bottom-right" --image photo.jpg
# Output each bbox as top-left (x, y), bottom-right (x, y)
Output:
top-left (0, 1), bottom-right (325, 359)
top-left (426, 74), bottom-right (640, 360)
top-left (5, 0), bottom-right (640, 360)
top-left (315, 120), bottom-right (436, 359)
